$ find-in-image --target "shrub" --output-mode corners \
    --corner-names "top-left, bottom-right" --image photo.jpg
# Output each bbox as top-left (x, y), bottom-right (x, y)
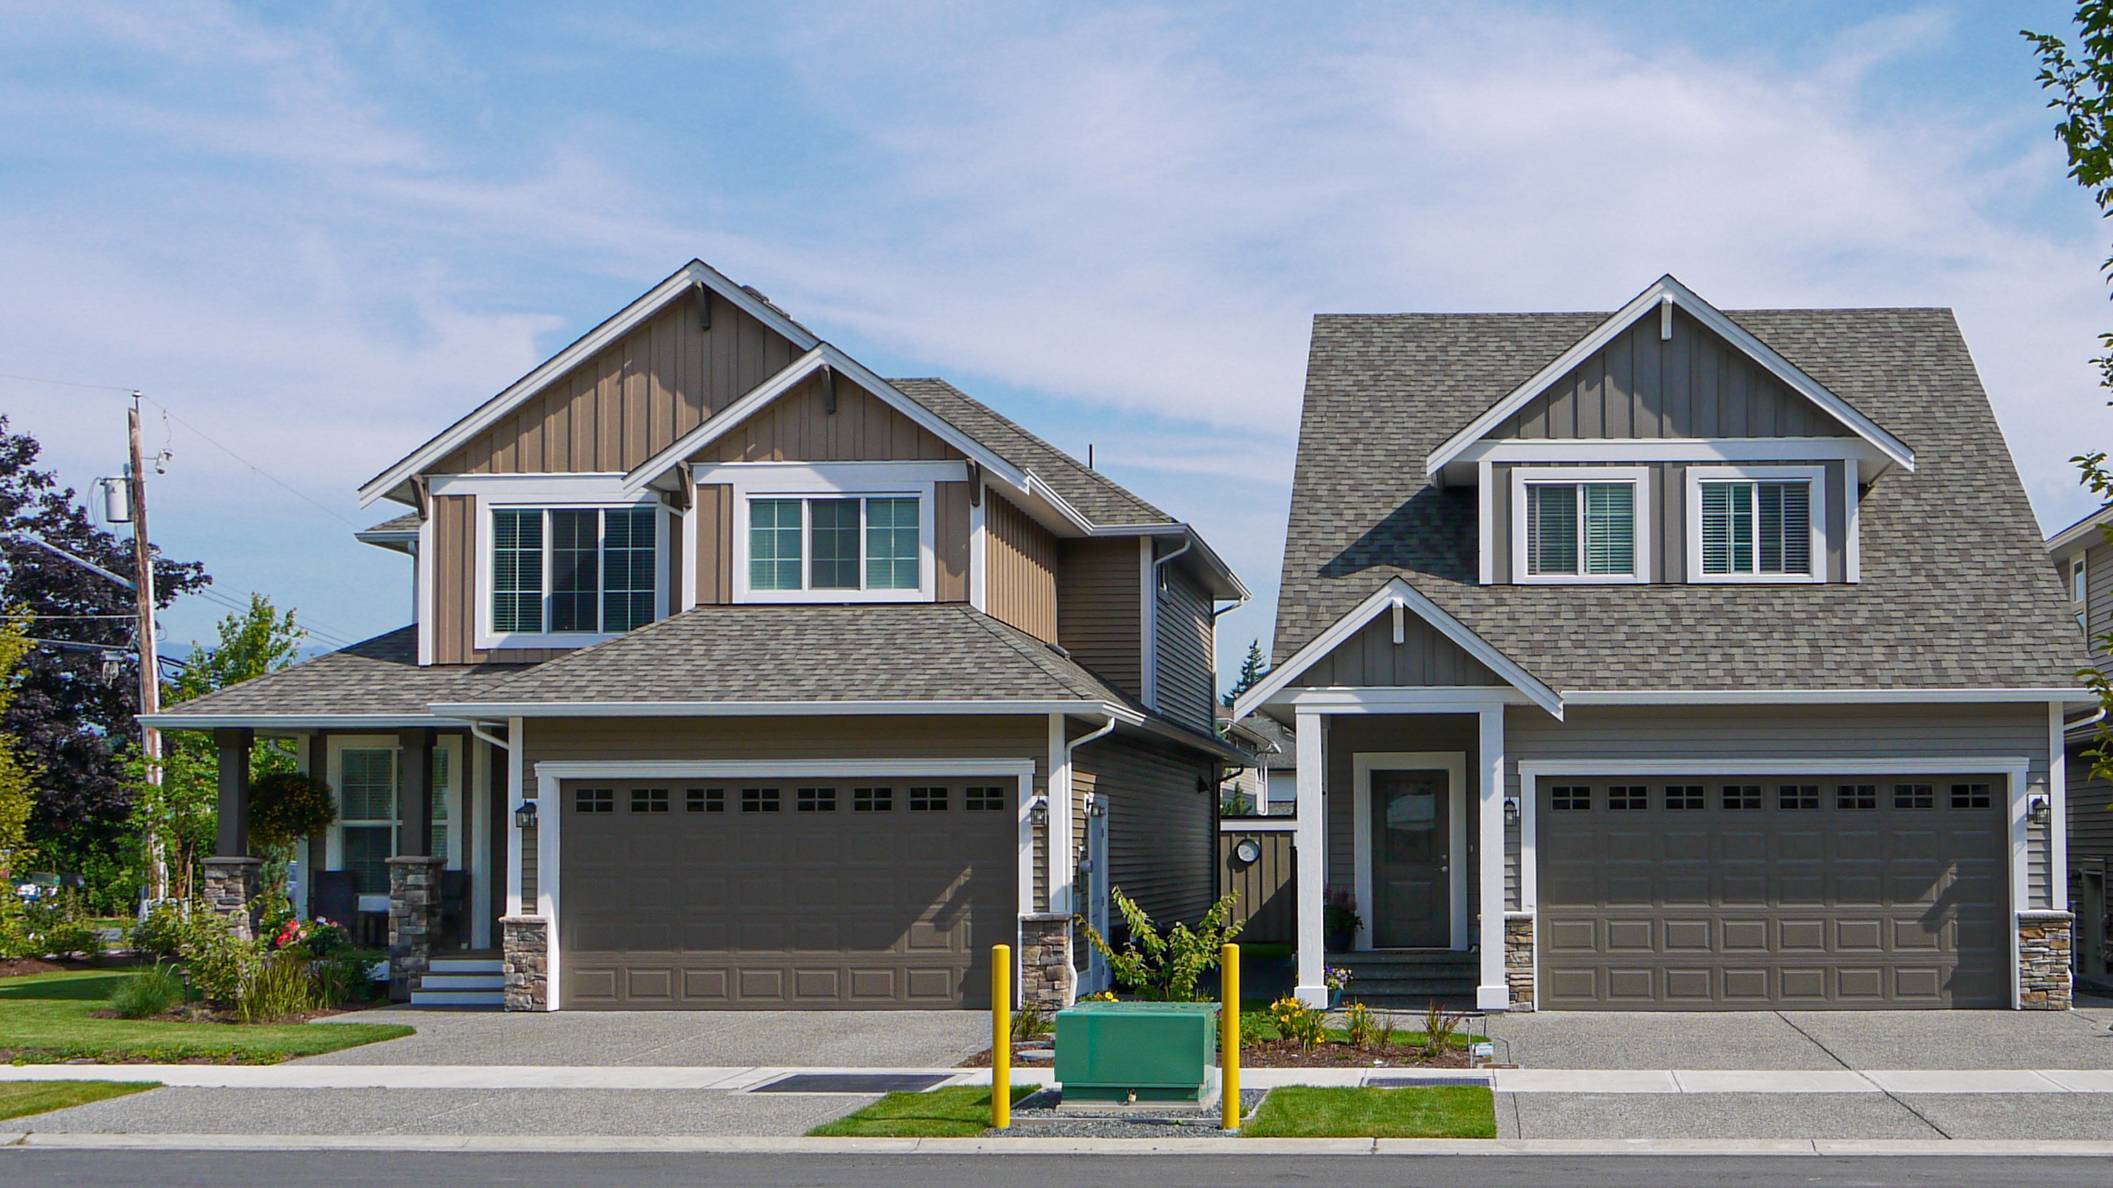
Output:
top-left (1268, 995), bottom-right (1326, 1051)
top-left (237, 950), bottom-right (324, 1023)
top-left (177, 908), bottom-right (263, 1009)
top-left (1344, 1001), bottom-right (1377, 1048)
top-left (1075, 888), bottom-right (1244, 1002)
top-left (109, 963), bottom-right (186, 1019)
top-left (131, 900), bottom-right (193, 959)
top-left (3, 892), bottom-right (104, 959)
top-left (248, 772), bottom-right (336, 852)
top-left (312, 949), bottom-right (381, 1008)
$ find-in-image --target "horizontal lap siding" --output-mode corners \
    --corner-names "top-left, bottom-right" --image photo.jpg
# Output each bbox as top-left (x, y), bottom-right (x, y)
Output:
top-left (1153, 564), bottom-right (1216, 733)
top-left (1076, 734), bottom-right (1215, 928)
top-left (2069, 737), bottom-right (2113, 906)
top-left (1057, 538), bottom-right (1143, 701)
top-left (1502, 704), bottom-right (2053, 911)
top-left (986, 494), bottom-right (1058, 641)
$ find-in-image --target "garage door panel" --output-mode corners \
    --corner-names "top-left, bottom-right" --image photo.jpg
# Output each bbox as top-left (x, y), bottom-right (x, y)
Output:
top-left (1538, 772), bottom-right (2008, 1009)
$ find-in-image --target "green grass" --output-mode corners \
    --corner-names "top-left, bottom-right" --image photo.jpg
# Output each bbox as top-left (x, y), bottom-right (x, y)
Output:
top-left (0, 1080), bottom-right (158, 1121)
top-left (807, 1084), bottom-right (1039, 1138)
top-left (0, 968), bottom-right (413, 1064)
top-left (1243, 1085), bottom-right (1497, 1138)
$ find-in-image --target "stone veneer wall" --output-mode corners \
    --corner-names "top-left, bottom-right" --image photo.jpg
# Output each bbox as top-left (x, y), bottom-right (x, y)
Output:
top-left (2018, 911), bottom-right (2073, 1011)
top-left (1504, 914), bottom-right (1535, 1010)
top-left (1018, 913), bottom-right (1075, 1011)
top-left (386, 855), bottom-right (445, 1002)
top-left (501, 916), bottom-right (549, 1011)
top-left (201, 857), bottom-right (263, 943)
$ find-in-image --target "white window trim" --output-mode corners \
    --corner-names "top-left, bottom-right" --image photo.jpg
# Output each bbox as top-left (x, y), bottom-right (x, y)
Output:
top-left (1507, 465), bottom-right (1651, 585)
top-left (2073, 552), bottom-right (2088, 605)
top-left (1683, 464), bottom-right (1827, 584)
top-left (1351, 751), bottom-right (1469, 952)
top-left (474, 493), bottom-right (673, 651)
top-left (732, 476), bottom-right (938, 604)
top-left (325, 735), bottom-right (463, 914)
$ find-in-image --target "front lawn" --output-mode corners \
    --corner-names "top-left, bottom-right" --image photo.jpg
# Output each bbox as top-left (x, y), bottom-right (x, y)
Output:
top-left (0, 968), bottom-right (413, 1064)
top-left (807, 1084), bottom-right (1038, 1138)
top-left (0, 1080), bottom-right (158, 1121)
top-left (1242, 1085), bottom-right (1497, 1139)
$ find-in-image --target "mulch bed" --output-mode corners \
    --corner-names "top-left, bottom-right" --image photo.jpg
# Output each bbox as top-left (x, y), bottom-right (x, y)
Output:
top-left (960, 1040), bottom-right (1053, 1068)
top-left (0, 958), bottom-right (70, 978)
top-left (85, 1002), bottom-right (378, 1025)
top-left (961, 1037), bottom-right (1470, 1069)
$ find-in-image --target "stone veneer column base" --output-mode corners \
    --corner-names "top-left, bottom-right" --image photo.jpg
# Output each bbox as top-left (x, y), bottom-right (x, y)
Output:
top-left (1504, 913), bottom-right (1536, 1011)
top-left (2018, 910), bottom-right (2073, 1011)
top-left (201, 857), bottom-right (264, 943)
top-left (386, 855), bottom-right (445, 1003)
top-left (1017, 913), bottom-right (1075, 1012)
top-left (501, 916), bottom-right (549, 1011)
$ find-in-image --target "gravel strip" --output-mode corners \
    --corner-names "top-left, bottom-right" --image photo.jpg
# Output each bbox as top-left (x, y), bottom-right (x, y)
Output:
top-left (990, 1089), bottom-right (1269, 1138)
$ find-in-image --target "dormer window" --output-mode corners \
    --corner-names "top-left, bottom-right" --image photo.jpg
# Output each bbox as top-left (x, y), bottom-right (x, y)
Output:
top-left (1685, 466), bottom-right (1823, 584)
top-left (1509, 467), bottom-right (1649, 584)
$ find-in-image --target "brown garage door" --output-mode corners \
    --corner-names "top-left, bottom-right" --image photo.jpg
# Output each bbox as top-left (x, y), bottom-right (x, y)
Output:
top-left (559, 777), bottom-right (1017, 1009)
top-left (1537, 775), bottom-right (2008, 1009)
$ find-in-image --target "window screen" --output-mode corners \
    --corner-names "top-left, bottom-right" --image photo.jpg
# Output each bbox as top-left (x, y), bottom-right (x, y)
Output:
top-left (749, 500), bottom-right (803, 590)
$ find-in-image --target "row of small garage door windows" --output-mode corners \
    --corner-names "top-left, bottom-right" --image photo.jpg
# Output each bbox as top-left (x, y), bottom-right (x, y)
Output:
top-left (1548, 783), bottom-right (1994, 812)
top-left (572, 786), bottom-right (1011, 813)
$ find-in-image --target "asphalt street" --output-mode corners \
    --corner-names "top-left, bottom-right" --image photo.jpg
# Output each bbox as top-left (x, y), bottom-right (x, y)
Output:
top-left (2, 1150), bottom-right (2104, 1187)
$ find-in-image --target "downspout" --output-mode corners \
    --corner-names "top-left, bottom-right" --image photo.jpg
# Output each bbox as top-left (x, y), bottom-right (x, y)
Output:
top-left (468, 721), bottom-right (512, 755)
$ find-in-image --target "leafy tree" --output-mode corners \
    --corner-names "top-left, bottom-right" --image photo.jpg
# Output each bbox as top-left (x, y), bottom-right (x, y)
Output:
top-left (0, 611), bottom-right (39, 881)
top-left (1076, 887), bottom-right (1245, 1001)
top-left (0, 415), bottom-right (208, 888)
top-left (2028, 6), bottom-right (2113, 789)
top-left (1222, 639), bottom-right (1268, 707)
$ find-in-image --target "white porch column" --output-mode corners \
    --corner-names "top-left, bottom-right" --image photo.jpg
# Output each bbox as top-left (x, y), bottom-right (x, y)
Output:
top-left (1047, 713), bottom-right (1076, 915)
top-left (1476, 705), bottom-right (1509, 1010)
top-left (2051, 702), bottom-right (2068, 910)
top-left (1294, 708), bottom-right (1329, 1007)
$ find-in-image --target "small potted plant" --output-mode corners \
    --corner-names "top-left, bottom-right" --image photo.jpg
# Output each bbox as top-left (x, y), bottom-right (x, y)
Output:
top-left (1324, 965), bottom-right (1354, 1009)
top-left (1323, 888), bottom-right (1361, 952)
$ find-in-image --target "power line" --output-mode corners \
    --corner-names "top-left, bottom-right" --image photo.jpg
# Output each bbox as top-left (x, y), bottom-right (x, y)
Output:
top-left (137, 395), bottom-right (364, 530)
top-left (0, 370), bottom-right (136, 393)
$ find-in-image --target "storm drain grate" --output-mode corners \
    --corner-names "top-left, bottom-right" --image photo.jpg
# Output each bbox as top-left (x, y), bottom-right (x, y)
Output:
top-left (1366, 1075), bottom-right (1492, 1089)
top-left (749, 1073), bottom-right (951, 1094)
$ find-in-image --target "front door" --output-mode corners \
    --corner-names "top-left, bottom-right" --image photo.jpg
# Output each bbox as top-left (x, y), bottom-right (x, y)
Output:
top-left (1371, 769), bottom-right (1451, 948)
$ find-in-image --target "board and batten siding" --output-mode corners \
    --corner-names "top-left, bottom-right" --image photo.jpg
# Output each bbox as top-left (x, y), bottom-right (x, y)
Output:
top-left (429, 494), bottom-right (564, 666)
top-left (1290, 613), bottom-right (1503, 688)
top-left (1056, 538), bottom-right (1143, 702)
top-left (1499, 704), bottom-right (2056, 912)
top-left (1497, 305), bottom-right (1854, 441)
top-left (1153, 562), bottom-right (1216, 733)
top-left (689, 370), bottom-right (960, 464)
top-left (985, 494), bottom-right (1058, 640)
top-left (1489, 459), bottom-right (1850, 584)
top-left (517, 715), bottom-right (1050, 909)
top-left (1321, 714), bottom-right (1484, 925)
top-left (1219, 828), bottom-right (1297, 944)
top-left (1074, 732), bottom-right (1216, 929)
top-left (435, 290), bottom-right (802, 477)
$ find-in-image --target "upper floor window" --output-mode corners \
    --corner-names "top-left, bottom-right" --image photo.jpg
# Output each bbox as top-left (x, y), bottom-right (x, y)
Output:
top-left (1685, 466), bottom-right (1823, 584)
top-left (490, 505), bottom-right (659, 637)
top-left (1509, 467), bottom-right (1648, 584)
top-left (2073, 555), bottom-right (2089, 634)
top-left (742, 494), bottom-right (925, 600)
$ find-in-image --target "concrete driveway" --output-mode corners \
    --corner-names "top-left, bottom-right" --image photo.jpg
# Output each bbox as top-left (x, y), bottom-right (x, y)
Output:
top-left (1483, 1003), bottom-right (2113, 1070)
top-left (304, 1006), bottom-right (992, 1067)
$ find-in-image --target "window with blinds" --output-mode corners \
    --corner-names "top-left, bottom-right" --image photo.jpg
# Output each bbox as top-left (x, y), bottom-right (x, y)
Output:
top-left (1525, 481), bottom-right (1634, 578)
top-left (1699, 479), bottom-right (1812, 577)
top-left (489, 505), bottom-right (659, 635)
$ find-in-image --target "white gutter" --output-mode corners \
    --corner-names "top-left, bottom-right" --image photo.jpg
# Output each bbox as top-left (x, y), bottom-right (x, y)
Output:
top-left (468, 720), bottom-right (513, 754)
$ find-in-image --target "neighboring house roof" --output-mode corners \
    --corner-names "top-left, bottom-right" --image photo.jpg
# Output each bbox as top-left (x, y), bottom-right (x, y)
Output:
top-left (2047, 503), bottom-right (2113, 555)
top-left (355, 511), bottom-right (421, 554)
top-left (140, 626), bottom-right (516, 724)
top-left (1227, 713), bottom-right (1295, 771)
top-left (1274, 306), bottom-right (2088, 693)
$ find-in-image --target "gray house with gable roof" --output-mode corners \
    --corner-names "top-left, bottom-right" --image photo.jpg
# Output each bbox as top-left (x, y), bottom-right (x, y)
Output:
top-left (1234, 276), bottom-right (2092, 1012)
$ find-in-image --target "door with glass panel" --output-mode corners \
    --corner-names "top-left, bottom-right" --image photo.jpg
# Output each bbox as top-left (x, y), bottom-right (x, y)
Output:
top-left (1371, 769), bottom-right (1451, 948)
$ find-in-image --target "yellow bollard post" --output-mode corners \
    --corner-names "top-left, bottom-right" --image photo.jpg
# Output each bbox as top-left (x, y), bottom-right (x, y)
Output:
top-left (992, 943), bottom-right (1011, 1130)
top-left (1221, 942), bottom-right (1241, 1131)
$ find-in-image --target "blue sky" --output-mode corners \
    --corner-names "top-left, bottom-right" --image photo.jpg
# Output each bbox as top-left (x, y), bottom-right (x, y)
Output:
top-left (2, 1), bottom-right (2108, 676)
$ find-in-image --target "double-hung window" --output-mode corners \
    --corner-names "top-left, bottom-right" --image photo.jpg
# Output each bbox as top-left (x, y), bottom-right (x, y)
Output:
top-left (1511, 468), bottom-right (1647, 583)
top-left (1687, 466), bottom-right (1822, 582)
top-left (337, 747), bottom-right (397, 896)
top-left (489, 505), bottom-right (660, 638)
top-left (745, 495), bottom-right (924, 597)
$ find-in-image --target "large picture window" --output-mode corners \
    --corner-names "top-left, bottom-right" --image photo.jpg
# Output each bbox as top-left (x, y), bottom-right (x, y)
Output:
top-left (489, 505), bottom-right (660, 636)
top-left (1687, 466), bottom-right (1822, 582)
top-left (1510, 467), bottom-right (1648, 584)
top-left (746, 495), bottom-right (923, 596)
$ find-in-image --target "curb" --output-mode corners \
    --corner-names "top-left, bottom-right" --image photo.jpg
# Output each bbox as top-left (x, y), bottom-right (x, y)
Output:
top-left (9, 1132), bottom-right (2113, 1156)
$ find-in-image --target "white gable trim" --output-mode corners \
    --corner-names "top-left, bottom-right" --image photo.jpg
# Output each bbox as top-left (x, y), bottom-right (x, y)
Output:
top-left (620, 341), bottom-right (1031, 500)
top-left (359, 260), bottom-right (822, 508)
top-left (1231, 577), bottom-right (1564, 720)
top-left (1423, 275), bottom-right (1916, 479)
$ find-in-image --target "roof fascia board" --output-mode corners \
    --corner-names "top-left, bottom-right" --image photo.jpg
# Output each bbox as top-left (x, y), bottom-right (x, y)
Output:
top-left (358, 261), bottom-right (821, 508)
top-left (139, 713), bottom-right (470, 729)
top-left (1231, 577), bottom-right (1563, 720)
top-left (1085, 523), bottom-right (1249, 601)
top-left (2046, 504), bottom-right (2113, 554)
top-left (1423, 275), bottom-right (1916, 478)
top-left (426, 698), bottom-right (1135, 720)
top-left (1565, 688), bottom-right (2091, 706)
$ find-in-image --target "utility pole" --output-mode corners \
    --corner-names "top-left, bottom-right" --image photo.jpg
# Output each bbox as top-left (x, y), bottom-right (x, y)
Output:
top-left (127, 395), bottom-right (166, 903)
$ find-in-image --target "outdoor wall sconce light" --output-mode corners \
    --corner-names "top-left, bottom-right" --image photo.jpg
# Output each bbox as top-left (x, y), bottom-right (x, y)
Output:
top-left (1028, 795), bottom-right (1049, 826)
top-left (514, 799), bottom-right (538, 830)
top-left (1503, 796), bottom-right (1521, 826)
top-left (2029, 794), bottom-right (2050, 821)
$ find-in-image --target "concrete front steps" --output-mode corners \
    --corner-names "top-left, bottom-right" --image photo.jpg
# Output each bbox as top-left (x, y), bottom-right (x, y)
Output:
top-left (409, 957), bottom-right (504, 1008)
top-left (1328, 949), bottom-right (1478, 1009)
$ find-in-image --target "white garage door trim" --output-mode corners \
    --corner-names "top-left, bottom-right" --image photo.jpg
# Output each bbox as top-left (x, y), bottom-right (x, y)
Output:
top-left (1518, 756), bottom-right (2031, 1009)
top-left (533, 758), bottom-right (1037, 1011)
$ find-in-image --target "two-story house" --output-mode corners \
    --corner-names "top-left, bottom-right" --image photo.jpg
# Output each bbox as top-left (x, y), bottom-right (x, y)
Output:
top-left (2045, 507), bottom-right (2113, 982)
top-left (1235, 276), bottom-right (2092, 1012)
top-left (149, 259), bottom-right (1247, 1012)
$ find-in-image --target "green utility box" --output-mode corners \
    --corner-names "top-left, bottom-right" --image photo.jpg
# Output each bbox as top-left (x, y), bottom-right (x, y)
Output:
top-left (1053, 1001), bottom-right (1220, 1105)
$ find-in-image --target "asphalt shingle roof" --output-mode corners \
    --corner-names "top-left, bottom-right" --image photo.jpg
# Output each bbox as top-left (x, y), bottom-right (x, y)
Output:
top-left (359, 511), bottom-right (420, 536)
top-left (891, 378), bottom-right (1174, 527)
top-left (155, 627), bottom-right (520, 718)
top-left (1275, 307), bottom-right (2089, 691)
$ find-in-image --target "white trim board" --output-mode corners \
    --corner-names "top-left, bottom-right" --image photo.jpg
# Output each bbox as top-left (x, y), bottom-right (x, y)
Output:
top-left (432, 698), bottom-right (1143, 721)
top-left (1457, 436), bottom-right (1894, 473)
top-left (1507, 465), bottom-right (1652, 585)
top-left (1352, 751), bottom-right (1469, 952)
top-left (1423, 275), bottom-right (1916, 479)
top-left (1682, 464), bottom-right (1828, 585)
top-left (1563, 689), bottom-right (2090, 706)
top-left (1230, 577), bottom-right (1563, 721)
top-left (360, 260), bottom-right (821, 507)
